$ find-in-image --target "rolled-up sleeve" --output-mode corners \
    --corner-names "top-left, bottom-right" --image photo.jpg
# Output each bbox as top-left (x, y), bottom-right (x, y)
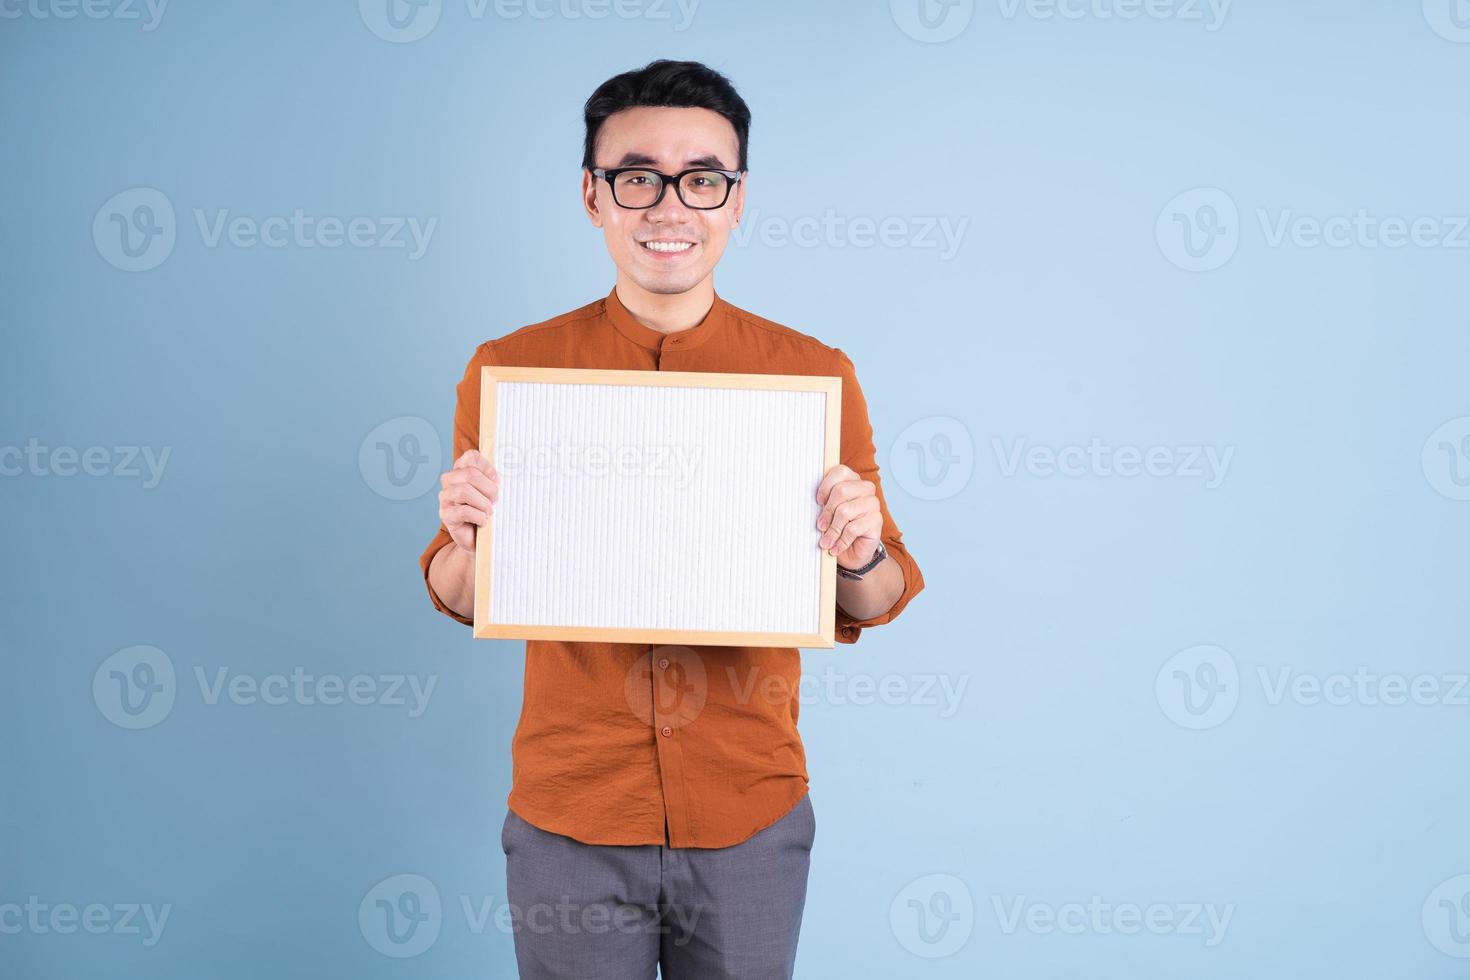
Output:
top-left (831, 349), bottom-right (925, 644)
top-left (417, 341), bottom-right (498, 626)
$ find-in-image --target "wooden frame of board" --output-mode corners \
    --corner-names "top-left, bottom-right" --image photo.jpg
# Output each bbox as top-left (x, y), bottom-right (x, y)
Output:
top-left (472, 366), bottom-right (842, 648)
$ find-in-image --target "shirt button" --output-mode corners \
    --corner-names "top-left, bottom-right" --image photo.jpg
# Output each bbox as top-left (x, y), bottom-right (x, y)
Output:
top-left (660, 725), bottom-right (673, 737)
top-left (658, 657), bottom-right (670, 669)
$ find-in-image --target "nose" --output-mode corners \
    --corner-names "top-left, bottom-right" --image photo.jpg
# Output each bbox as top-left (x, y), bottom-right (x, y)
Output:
top-left (646, 179), bottom-right (694, 224)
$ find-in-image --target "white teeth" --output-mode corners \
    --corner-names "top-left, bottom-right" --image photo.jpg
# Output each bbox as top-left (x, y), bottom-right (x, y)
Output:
top-left (642, 241), bottom-right (693, 253)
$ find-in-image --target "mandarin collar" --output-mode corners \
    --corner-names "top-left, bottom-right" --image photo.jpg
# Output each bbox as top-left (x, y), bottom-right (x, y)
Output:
top-left (605, 284), bottom-right (727, 354)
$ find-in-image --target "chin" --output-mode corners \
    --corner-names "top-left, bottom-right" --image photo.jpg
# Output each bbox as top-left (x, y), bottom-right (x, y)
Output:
top-left (631, 267), bottom-right (707, 296)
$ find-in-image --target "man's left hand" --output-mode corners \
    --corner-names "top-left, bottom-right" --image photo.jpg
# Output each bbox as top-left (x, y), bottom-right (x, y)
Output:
top-left (815, 464), bottom-right (882, 569)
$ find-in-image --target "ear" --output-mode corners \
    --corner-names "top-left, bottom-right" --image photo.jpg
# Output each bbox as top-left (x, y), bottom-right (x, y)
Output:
top-left (731, 172), bottom-right (748, 226)
top-left (582, 170), bottom-right (604, 228)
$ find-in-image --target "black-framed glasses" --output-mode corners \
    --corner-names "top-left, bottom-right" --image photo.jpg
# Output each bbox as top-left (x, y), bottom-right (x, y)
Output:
top-left (591, 167), bottom-right (743, 210)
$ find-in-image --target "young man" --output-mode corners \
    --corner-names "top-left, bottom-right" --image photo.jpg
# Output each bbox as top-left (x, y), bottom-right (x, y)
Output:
top-left (419, 59), bottom-right (925, 980)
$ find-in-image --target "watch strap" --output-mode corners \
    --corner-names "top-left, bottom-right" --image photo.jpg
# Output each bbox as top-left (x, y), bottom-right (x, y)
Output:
top-left (836, 541), bottom-right (887, 580)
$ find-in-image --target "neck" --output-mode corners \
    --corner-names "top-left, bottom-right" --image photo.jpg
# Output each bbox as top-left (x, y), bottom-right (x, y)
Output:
top-left (614, 273), bottom-right (716, 335)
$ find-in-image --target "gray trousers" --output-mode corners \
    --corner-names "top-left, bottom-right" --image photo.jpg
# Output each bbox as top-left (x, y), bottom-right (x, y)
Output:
top-left (500, 793), bottom-right (815, 979)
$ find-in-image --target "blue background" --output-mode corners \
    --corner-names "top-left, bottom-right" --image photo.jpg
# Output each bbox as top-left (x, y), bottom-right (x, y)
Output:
top-left (3, 0), bottom-right (1469, 976)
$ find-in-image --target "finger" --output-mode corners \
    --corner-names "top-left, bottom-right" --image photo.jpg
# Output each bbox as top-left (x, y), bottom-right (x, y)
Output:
top-left (815, 478), bottom-right (854, 530)
top-left (832, 513), bottom-right (880, 554)
top-left (814, 464), bottom-right (856, 508)
top-left (440, 483), bottom-right (496, 513)
top-left (820, 497), bottom-right (877, 549)
top-left (816, 478), bottom-right (873, 532)
top-left (455, 450), bottom-right (498, 476)
top-left (443, 503), bottom-right (489, 528)
top-left (820, 498), bottom-right (856, 550)
top-left (444, 468), bottom-right (500, 501)
top-left (441, 466), bottom-right (499, 494)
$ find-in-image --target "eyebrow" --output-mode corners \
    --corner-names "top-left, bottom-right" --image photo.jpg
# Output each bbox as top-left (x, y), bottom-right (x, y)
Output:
top-left (614, 152), bottom-right (732, 170)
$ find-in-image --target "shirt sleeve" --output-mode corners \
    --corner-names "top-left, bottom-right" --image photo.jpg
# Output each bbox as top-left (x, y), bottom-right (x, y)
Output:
top-left (831, 348), bottom-right (926, 644)
top-left (417, 341), bottom-right (498, 627)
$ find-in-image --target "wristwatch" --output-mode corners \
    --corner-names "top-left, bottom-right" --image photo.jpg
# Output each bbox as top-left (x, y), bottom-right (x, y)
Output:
top-left (836, 541), bottom-right (887, 580)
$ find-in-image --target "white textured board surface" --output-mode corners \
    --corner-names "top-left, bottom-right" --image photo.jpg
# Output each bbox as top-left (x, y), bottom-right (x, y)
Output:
top-left (488, 380), bottom-right (827, 635)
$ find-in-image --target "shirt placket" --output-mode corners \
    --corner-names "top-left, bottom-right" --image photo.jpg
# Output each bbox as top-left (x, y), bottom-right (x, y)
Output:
top-left (649, 643), bottom-right (693, 847)
top-left (646, 325), bottom-right (703, 846)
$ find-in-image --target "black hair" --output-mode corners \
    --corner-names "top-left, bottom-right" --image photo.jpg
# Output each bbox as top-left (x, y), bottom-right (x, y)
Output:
top-left (582, 59), bottom-right (751, 173)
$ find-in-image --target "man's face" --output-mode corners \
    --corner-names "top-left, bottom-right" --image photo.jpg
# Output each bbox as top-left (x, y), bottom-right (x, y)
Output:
top-left (583, 106), bottom-right (745, 296)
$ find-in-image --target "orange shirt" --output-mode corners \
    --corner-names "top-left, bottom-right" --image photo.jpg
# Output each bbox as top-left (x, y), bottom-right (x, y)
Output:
top-left (419, 285), bottom-right (925, 848)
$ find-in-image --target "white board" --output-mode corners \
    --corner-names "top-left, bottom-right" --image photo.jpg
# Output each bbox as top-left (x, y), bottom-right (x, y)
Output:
top-left (473, 366), bottom-right (841, 647)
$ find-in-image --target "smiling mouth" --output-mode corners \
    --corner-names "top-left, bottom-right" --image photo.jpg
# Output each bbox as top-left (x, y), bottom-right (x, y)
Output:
top-left (640, 240), bottom-right (696, 254)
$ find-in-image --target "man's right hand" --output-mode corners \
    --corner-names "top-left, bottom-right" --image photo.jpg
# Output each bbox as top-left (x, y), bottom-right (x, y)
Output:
top-left (439, 450), bottom-right (499, 553)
